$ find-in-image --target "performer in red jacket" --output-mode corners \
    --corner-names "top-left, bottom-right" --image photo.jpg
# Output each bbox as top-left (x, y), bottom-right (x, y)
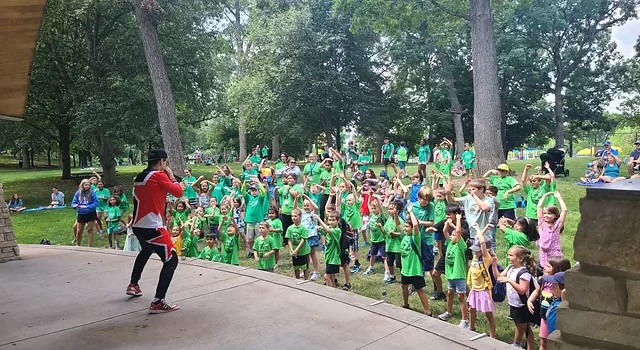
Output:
top-left (126, 149), bottom-right (184, 313)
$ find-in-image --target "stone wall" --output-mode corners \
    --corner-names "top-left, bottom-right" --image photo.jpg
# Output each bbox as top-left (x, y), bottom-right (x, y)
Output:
top-left (548, 180), bottom-right (640, 350)
top-left (0, 182), bottom-right (21, 262)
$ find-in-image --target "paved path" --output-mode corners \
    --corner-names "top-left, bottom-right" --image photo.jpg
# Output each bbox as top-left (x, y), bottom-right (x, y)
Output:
top-left (0, 246), bottom-right (512, 350)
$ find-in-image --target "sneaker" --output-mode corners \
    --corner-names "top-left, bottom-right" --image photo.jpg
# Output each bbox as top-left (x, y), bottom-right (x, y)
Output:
top-left (148, 299), bottom-right (180, 314)
top-left (438, 311), bottom-right (452, 321)
top-left (310, 271), bottom-right (320, 281)
top-left (350, 265), bottom-right (361, 274)
top-left (459, 320), bottom-right (469, 329)
top-left (363, 267), bottom-right (374, 275)
top-left (430, 291), bottom-right (446, 301)
top-left (384, 276), bottom-right (396, 284)
top-left (126, 283), bottom-right (143, 297)
top-left (247, 252), bottom-right (254, 259)
top-left (299, 271), bottom-right (304, 279)
top-left (342, 283), bottom-right (352, 291)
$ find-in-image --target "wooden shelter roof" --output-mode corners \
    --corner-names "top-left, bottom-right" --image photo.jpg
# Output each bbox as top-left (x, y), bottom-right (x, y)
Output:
top-left (0, 0), bottom-right (48, 121)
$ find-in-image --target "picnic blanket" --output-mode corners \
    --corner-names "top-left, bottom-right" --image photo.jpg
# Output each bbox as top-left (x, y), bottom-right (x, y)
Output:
top-left (575, 181), bottom-right (605, 187)
top-left (22, 205), bottom-right (67, 213)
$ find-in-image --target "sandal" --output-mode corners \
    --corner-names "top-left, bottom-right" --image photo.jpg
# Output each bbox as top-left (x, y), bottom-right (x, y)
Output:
top-left (401, 304), bottom-right (410, 309)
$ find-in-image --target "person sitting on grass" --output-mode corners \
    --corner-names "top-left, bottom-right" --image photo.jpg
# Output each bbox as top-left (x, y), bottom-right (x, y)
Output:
top-left (399, 202), bottom-right (433, 316)
top-left (598, 154), bottom-right (626, 183)
top-left (199, 234), bottom-right (221, 262)
top-left (580, 162), bottom-right (600, 184)
top-left (438, 212), bottom-right (469, 329)
top-left (7, 194), bottom-right (26, 212)
top-left (50, 187), bottom-right (65, 207)
top-left (253, 222), bottom-right (277, 272)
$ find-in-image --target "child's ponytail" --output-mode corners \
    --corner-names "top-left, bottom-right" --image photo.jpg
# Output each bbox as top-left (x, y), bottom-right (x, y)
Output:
top-left (523, 249), bottom-right (538, 277)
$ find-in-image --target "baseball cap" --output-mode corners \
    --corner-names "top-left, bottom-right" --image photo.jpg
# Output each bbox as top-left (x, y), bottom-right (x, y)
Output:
top-left (541, 271), bottom-right (565, 285)
top-left (147, 149), bottom-right (168, 161)
top-left (248, 183), bottom-right (259, 190)
top-left (603, 140), bottom-right (612, 146)
top-left (469, 239), bottom-right (493, 252)
top-left (587, 162), bottom-right (594, 167)
top-left (635, 140), bottom-right (640, 145)
top-left (497, 164), bottom-right (510, 171)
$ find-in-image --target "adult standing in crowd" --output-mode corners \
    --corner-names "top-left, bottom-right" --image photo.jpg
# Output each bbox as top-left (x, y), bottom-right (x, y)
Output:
top-left (71, 179), bottom-right (99, 247)
top-left (381, 137), bottom-right (397, 175)
top-left (126, 149), bottom-right (184, 313)
top-left (276, 156), bottom-right (301, 183)
top-left (626, 140), bottom-right (640, 177)
top-left (417, 139), bottom-right (431, 179)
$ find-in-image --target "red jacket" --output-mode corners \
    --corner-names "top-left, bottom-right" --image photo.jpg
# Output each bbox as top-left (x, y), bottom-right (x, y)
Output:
top-left (132, 169), bottom-right (183, 229)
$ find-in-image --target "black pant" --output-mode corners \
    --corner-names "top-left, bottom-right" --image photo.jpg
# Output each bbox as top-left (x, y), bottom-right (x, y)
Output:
top-left (130, 227), bottom-right (178, 300)
top-left (319, 194), bottom-right (331, 220)
top-left (280, 213), bottom-right (293, 246)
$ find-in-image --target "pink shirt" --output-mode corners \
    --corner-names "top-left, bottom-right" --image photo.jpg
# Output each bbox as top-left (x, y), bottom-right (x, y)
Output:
top-left (537, 216), bottom-right (563, 266)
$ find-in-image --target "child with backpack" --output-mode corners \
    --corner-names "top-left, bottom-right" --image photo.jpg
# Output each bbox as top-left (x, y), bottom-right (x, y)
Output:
top-left (399, 203), bottom-right (432, 316)
top-left (527, 256), bottom-right (571, 350)
top-left (438, 213), bottom-right (469, 329)
top-left (499, 245), bottom-right (538, 349)
top-left (467, 224), bottom-right (499, 338)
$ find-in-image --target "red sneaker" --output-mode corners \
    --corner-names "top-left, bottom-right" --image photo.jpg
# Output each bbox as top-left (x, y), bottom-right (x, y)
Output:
top-left (149, 300), bottom-right (180, 314)
top-left (126, 283), bottom-right (143, 297)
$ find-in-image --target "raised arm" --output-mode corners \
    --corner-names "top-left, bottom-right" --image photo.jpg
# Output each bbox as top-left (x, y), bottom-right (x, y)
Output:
top-left (483, 169), bottom-right (497, 178)
top-left (537, 192), bottom-right (554, 218)
top-left (521, 164), bottom-right (532, 186)
top-left (451, 213), bottom-right (463, 244)
top-left (555, 192), bottom-right (568, 226)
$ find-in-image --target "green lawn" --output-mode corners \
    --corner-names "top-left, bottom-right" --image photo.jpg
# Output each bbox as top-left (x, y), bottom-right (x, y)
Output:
top-left (1, 155), bottom-right (591, 345)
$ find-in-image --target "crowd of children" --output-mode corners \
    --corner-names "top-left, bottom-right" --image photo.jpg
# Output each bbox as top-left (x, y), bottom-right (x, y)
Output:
top-left (71, 141), bottom-right (571, 349)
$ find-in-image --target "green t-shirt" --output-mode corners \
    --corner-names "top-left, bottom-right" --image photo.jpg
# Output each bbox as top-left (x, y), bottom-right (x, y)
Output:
top-left (461, 150), bottom-right (475, 167)
top-left (320, 226), bottom-right (342, 265)
top-left (253, 235), bottom-right (277, 270)
top-left (396, 147), bottom-right (408, 162)
top-left (172, 209), bottom-right (189, 229)
top-left (445, 239), bottom-right (467, 280)
top-left (183, 229), bottom-right (200, 258)
top-left (249, 154), bottom-right (262, 164)
top-left (503, 227), bottom-right (531, 265)
top-left (118, 193), bottom-right (129, 212)
top-left (105, 206), bottom-right (121, 222)
top-left (241, 168), bottom-right (259, 182)
top-left (212, 181), bottom-right (227, 203)
top-left (205, 206), bottom-right (221, 225)
top-left (95, 188), bottom-right (110, 209)
top-left (435, 161), bottom-right (454, 184)
top-left (342, 201), bottom-right (362, 230)
top-left (275, 162), bottom-right (286, 186)
top-left (368, 212), bottom-right (387, 243)
top-left (222, 234), bottom-right (239, 265)
top-left (434, 199), bottom-right (447, 223)
top-left (217, 213), bottom-right (233, 236)
top-left (307, 191), bottom-right (322, 207)
top-left (267, 218), bottom-right (283, 247)
top-left (280, 184), bottom-right (304, 215)
top-left (182, 175), bottom-right (198, 200)
top-left (384, 216), bottom-right (404, 253)
top-left (382, 143), bottom-right (394, 159)
top-left (412, 202), bottom-right (435, 245)
top-left (544, 181), bottom-right (558, 207)
top-left (198, 246), bottom-right (220, 262)
top-left (333, 160), bottom-right (344, 173)
top-left (261, 147), bottom-right (269, 157)
top-left (524, 182), bottom-right (549, 219)
top-left (285, 224), bottom-right (311, 257)
top-left (357, 155), bottom-right (370, 172)
top-left (319, 169), bottom-right (332, 195)
top-left (489, 175), bottom-right (519, 210)
top-left (439, 149), bottom-right (452, 160)
top-left (400, 234), bottom-right (423, 277)
top-left (418, 145), bottom-right (431, 163)
top-left (303, 162), bottom-right (323, 184)
top-left (244, 188), bottom-right (266, 224)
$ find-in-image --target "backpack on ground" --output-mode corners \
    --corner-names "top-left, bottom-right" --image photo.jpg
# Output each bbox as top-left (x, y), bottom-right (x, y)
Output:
top-left (409, 235), bottom-right (434, 272)
top-left (516, 268), bottom-right (541, 326)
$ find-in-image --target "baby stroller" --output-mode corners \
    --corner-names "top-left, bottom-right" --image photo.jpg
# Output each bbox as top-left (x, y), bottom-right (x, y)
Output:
top-left (540, 146), bottom-right (569, 177)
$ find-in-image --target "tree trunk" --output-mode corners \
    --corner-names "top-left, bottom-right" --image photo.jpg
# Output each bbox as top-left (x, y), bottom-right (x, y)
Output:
top-left (131, 0), bottom-right (186, 172)
top-left (97, 134), bottom-right (118, 186)
top-left (322, 118), bottom-right (334, 149)
top-left (47, 148), bottom-right (51, 167)
top-left (335, 126), bottom-right (342, 152)
top-left (376, 133), bottom-right (385, 164)
top-left (439, 54), bottom-right (465, 156)
top-left (20, 147), bottom-right (31, 169)
top-left (271, 134), bottom-right (280, 161)
top-left (58, 126), bottom-right (71, 178)
top-left (238, 111), bottom-right (247, 160)
top-left (500, 75), bottom-right (509, 158)
top-left (469, 0), bottom-right (504, 174)
top-left (553, 81), bottom-right (565, 147)
top-left (232, 0), bottom-right (247, 161)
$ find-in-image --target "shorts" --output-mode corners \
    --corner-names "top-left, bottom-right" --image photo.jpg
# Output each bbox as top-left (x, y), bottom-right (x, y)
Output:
top-left (383, 158), bottom-right (394, 166)
top-left (361, 215), bottom-right (370, 231)
top-left (540, 319), bottom-right (549, 339)
top-left (369, 241), bottom-right (386, 258)
top-left (292, 254), bottom-right (309, 268)
top-left (268, 187), bottom-right (275, 199)
top-left (349, 230), bottom-right (359, 252)
top-left (434, 254), bottom-right (445, 273)
top-left (386, 252), bottom-right (402, 269)
top-left (326, 264), bottom-right (340, 275)
top-left (107, 223), bottom-right (120, 235)
top-left (209, 224), bottom-right (220, 239)
top-left (77, 211), bottom-right (98, 224)
top-left (398, 161), bottom-right (406, 170)
top-left (447, 279), bottom-right (467, 294)
top-left (340, 253), bottom-right (350, 266)
top-left (498, 209), bottom-right (516, 220)
top-left (308, 235), bottom-right (320, 249)
top-left (510, 305), bottom-right (531, 324)
top-left (245, 223), bottom-right (258, 241)
top-left (401, 274), bottom-right (426, 289)
top-left (464, 163), bottom-right (476, 170)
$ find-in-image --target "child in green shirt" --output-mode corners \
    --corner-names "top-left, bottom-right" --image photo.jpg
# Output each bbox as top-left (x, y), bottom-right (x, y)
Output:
top-left (316, 211), bottom-right (343, 288)
top-left (400, 203), bottom-right (432, 316)
top-left (199, 235), bottom-right (221, 262)
top-left (253, 222), bottom-right (278, 271)
top-left (94, 180), bottom-right (110, 235)
top-left (438, 213), bottom-right (469, 328)
top-left (363, 196), bottom-right (388, 276)
top-left (266, 207), bottom-right (283, 266)
top-left (221, 219), bottom-right (240, 265)
top-left (381, 200), bottom-right (404, 284)
top-left (105, 196), bottom-right (126, 249)
top-left (461, 143), bottom-right (476, 178)
top-left (286, 208), bottom-right (311, 280)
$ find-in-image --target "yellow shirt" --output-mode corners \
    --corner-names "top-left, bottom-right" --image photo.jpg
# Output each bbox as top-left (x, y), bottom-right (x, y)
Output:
top-left (467, 257), bottom-right (491, 291)
top-left (171, 235), bottom-right (183, 256)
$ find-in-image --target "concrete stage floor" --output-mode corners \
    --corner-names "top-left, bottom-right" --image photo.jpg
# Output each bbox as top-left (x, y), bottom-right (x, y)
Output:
top-left (0, 246), bottom-right (512, 350)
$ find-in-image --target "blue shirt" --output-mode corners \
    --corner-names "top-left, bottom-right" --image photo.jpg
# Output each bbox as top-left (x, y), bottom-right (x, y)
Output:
top-left (546, 298), bottom-right (562, 334)
top-left (51, 191), bottom-right (65, 206)
top-left (409, 184), bottom-right (422, 203)
top-left (603, 163), bottom-right (620, 178)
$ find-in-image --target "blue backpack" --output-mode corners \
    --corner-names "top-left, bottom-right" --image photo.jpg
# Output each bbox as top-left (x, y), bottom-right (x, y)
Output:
top-left (485, 259), bottom-right (506, 303)
top-left (409, 236), bottom-right (434, 272)
top-left (515, 195), bottom-right (527, 208)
